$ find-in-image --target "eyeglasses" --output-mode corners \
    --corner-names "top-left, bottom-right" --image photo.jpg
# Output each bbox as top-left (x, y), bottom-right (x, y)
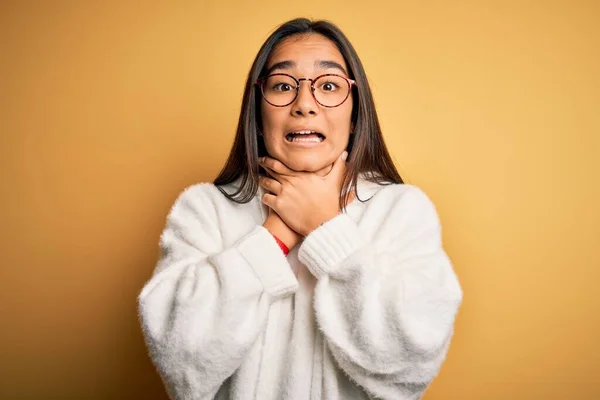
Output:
top-left (256, 73), bottom-right (356, 108)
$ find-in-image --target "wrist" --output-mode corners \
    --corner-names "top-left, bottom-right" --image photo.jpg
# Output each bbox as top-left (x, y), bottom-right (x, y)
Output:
top-left (272, 234), bottom-right (290, 255)
top-left (262, 215), bottom-right (301, 250)
top-left (305, 209), bottom-right (340, 236)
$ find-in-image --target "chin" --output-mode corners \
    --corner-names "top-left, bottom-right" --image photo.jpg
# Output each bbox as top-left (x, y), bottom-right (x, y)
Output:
top-left (284, 156), bottom-right (328, 172)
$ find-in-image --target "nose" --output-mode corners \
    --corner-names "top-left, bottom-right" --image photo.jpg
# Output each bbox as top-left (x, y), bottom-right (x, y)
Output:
top-left (290, 79), bottom-right (318, 117)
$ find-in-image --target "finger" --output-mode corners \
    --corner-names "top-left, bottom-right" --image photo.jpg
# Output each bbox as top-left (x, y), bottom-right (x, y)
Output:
top-left (261, 165), bottom-right (285, 182)
top-left (326, 151), bottom-right (348, 178)
top-left (259, 157), bottom-right (297, 176)
top-left (258, 176), bottom-right (282, 195)
top-left (261, 192), bottom-right (279, 212)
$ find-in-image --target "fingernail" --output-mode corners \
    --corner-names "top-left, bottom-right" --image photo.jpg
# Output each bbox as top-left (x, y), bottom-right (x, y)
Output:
top-left (341, 151), bottom-right (348, 161)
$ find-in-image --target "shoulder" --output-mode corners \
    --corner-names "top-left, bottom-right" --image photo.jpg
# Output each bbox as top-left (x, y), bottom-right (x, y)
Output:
top-left (171, 182), bottom-right (223, 209)
top-left (384, 182), bottom-right (435, 203)
top-left (166, 179), bottom-right (252, 220)
top-left (364, 183), bottom-right (442, 230)
top-left (165, 181), bottom-right (237, 222)
top-left (366, 182), bottom-right (438, 211)
top-left (352, 183), bottom-right (445, 250)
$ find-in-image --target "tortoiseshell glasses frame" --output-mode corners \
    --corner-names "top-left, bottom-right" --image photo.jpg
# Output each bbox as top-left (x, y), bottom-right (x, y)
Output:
top-left (255, 73), bottom-right (356, 108)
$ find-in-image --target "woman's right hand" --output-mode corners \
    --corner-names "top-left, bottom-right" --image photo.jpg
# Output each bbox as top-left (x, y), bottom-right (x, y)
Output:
top-left (262, 207), bottom-right (302, 251)
top-left (260, 157), bottom-right (340, 251)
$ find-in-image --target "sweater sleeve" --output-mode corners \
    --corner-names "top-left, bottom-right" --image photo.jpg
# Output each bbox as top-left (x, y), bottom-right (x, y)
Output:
top-left (137, 185), bottom-right (298, 400)
top-left (298, 185), bottom-right (462, 400)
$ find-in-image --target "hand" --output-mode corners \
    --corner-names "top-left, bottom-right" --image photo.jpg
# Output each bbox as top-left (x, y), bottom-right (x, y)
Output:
top-left (258, 151), bottom-right (350, 236)
top-left (262, 206), bottom-right (302, 251)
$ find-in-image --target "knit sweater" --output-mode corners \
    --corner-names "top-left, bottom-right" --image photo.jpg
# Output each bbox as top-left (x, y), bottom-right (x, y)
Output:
top-left (137, 177), bottom-right (463, 400)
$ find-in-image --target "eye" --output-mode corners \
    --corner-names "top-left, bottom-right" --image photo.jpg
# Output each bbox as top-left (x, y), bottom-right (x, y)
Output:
top-left (319, 81), bottom-right (340, 92)
top-left (272, 82), bottom-right (295, 92)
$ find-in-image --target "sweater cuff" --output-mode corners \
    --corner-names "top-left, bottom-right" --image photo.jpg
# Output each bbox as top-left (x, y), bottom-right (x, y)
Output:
top-left (298, 214), bottom-right (363, 279)
top-left (236, 226), bottom-right (298, 300)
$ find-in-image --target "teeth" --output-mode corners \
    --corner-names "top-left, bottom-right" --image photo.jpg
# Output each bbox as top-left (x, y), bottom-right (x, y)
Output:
top-left (286, 130), bottom-right (324, 143)
top-left (291, 136), bottom-right (321, 142)
top-left (292, 130), bottom-right (316, 135)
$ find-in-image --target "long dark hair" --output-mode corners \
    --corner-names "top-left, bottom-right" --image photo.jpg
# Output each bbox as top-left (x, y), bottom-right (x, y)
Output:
top-left (214, 18), bottom-right (403, 208)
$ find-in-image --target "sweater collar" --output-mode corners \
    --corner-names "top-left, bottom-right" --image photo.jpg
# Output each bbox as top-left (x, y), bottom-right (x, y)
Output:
top-left (355, 174), bottom-right (386, 200)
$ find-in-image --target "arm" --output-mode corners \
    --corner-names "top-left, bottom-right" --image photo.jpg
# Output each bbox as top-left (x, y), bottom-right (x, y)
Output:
top-left (298, 186), bottom-right (463, 400)
top-left (137, 184), bottom-right (298, 400)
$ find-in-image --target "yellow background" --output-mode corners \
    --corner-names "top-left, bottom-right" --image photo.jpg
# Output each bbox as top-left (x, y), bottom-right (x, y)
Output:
top-left (1, 1), bottom-right (598, 399)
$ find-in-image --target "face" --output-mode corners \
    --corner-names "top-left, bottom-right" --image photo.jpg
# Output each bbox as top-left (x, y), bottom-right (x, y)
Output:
top-left (260, 34), bottom-right (353, 172)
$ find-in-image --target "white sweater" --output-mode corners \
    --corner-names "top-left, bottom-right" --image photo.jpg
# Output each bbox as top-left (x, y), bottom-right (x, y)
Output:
top-left (138, 177), bottom-right (463, 400)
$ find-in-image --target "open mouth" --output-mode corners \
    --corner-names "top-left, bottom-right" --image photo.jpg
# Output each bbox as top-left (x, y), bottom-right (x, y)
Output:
top-left (285, 130), bottom-right (325, 143)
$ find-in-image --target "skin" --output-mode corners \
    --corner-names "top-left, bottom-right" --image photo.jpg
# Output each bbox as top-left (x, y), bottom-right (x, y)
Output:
top-left (260, 33), bottom-right (353, 173)
top-left (259, 34), bottom-right (355, 249)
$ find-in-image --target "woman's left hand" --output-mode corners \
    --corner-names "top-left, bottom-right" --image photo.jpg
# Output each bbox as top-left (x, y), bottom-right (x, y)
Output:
top-left (258, 151), bottom-right (349, 236)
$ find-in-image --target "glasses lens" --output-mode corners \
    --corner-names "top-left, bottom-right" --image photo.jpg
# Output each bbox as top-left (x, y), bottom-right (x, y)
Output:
top-left (313, 75), bottom-right (350, 107)
top-left (262, 75), bottom-right (298, 106)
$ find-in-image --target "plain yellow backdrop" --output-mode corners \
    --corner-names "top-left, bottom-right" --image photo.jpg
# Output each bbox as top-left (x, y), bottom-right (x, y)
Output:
top-left (1, 1), bottom-right (598, 399)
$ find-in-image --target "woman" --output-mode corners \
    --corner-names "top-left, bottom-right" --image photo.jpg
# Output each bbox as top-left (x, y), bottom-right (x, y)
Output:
top-left (138, 18), bottom-right (463, 400)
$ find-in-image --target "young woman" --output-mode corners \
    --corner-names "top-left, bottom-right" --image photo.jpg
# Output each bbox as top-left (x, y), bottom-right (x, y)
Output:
top-left (138, 18), bottom-right (463, 400)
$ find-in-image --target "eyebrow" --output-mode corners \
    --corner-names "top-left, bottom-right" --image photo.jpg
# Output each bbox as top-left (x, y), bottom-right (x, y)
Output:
top-left (266, 60), bottom-right (349, 76)
top-left (315, 60), bottom-right (348, 76)
top-left (266, 60), bottom-right (295, 75)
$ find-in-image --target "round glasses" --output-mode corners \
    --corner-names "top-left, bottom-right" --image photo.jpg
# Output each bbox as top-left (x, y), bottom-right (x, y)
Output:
top-left (256, 73), bottom-right (356, 108)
